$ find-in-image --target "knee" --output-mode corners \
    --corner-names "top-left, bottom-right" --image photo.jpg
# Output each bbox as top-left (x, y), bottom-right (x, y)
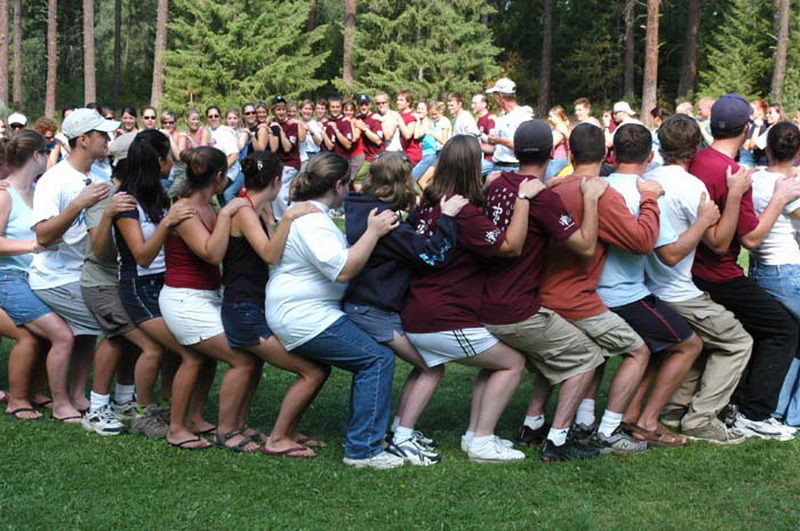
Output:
top-left (307, 363), bottom-right (331, 385)
top-left (686, 333), bottom-right (704, 357)
top-left (140, 346), bottom-right (164, 364)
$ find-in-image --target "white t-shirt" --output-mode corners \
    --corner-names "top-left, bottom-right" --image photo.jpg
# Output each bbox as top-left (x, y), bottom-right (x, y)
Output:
top-left (209, 126), bottom-right (240, 180)
top-left (492, 105), bottom-right (533, 163)
top-left (300, 119), bottom-right (322, 161)
top-left (29, 159), bottom-right (101, 289)
top-left (643, 164), bottom-right (708, 302)
top-left (265, 201), bottom-right (348, 350)
top-left (750, 169), bottom-right (800, 265)
top-left (452, 110), bottom-right (479, 137)
top-left (383, 114), bottom-right (403, 152)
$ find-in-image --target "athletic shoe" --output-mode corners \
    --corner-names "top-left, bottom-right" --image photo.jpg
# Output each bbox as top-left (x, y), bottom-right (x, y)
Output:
top-left (81, 405), bottom-right (127, 436)
top-left (131, 404), bottom-right (169, 438)
top-left (570, 421), bottom-right (597, 444)
top-left (719, 403), bottom-right (739, 428)
top-left (343, 449), bottom-right (405, 470)
top-left (460, 434), bottom-right (515, 452)
top-left (765, 417), bottom-right (797, 437)
top-left (111, 400), bottom-right (138, 422)
top-left (412, 430), bottom-right (437, 449)
top-left (467, 436), bottom-right (526, 463)
top-left (540, 438), bottom-right (602, 462)
top-left (388, 437), bottom-right (441, 466)
top-left (516, 423), bottom-right (549, 447)
top-left (733, 412), bottom-right (794, 441)
top-left (660, 409), bottom-right (685, 431)
top-left (592, 428), bottom-right (648, 454)
top-left (681, 419), bottom-right (746, 445)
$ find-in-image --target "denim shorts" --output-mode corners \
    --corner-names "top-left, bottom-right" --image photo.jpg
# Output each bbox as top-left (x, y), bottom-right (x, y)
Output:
top-left (221, 300), bottom-right (272, 349)
top-left (344, 302), bottom-right (404, 344)
top-left (0, 270), bottom-right (53, 326)
top-left (119, 273), bottom-right (164, 325)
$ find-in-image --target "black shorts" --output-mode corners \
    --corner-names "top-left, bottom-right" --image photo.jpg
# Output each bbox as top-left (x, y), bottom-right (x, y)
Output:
top-left (118, 273), bottom-right (165, 325)
top-left (611, 295), bottom-right (693, 354)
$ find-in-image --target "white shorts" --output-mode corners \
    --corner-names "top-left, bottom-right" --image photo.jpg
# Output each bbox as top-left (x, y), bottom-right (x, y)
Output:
top-left (158, 285), bottom-right (225, 346)
top-left (406, 327), bottom-right (500, 368)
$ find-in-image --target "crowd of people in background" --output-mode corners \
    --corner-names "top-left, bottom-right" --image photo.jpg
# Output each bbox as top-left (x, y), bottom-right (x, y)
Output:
top-left (1, 78), bottom-right (800, 469)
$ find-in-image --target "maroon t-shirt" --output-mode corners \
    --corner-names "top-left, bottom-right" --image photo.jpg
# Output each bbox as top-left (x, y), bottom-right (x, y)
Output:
top-left (480, 173), bottom-right (577, 324)
top-left (325, 116), bottom-right (354, 159)
top-left (477, 113), bottom-right (496, 161)
top-left (357, 113), bottom-right (385, 162)
top-left (400, 111), bottom-right (422, 165)
top-left (276, 121), bottom-right (301, 169)
top-left (689, 146), bottom-right (759, 282)
top-left (401, 203), bottom-right (505, 333)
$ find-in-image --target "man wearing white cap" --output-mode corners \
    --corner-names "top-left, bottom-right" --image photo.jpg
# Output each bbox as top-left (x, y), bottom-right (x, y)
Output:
top-left (485, 77), bottom-right (533, 174)
top-left (7, 112), bottom-right (27, 134)
top-left (29, 108), bottom-right (127, 432)
top-left (607, 101), bottom-right (643, 148)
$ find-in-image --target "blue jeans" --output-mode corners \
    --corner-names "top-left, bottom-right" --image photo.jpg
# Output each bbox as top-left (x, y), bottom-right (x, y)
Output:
top-left (412, 153), bottom-right (438, 181)
top-left (750, 262), bottom-right (800, 425)
top-left (482, 160), bottom-right (519, 176)
top-left (223, 169), bottom-right (245, 204)
top-left (293, 315), bottom-right (395, 458)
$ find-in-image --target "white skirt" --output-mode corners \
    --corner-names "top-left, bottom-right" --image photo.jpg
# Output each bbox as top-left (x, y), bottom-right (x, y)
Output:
top-left (159, 285), bottom-right (224, 346)
top-left (406, 327), bottom-right (500, 368)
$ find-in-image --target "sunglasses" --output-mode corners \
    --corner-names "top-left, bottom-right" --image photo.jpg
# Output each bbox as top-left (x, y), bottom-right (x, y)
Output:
top-left (10, 124), bottom-right (23, 129)
top-left (376, 101), bottom-right (389, 105)
top-left (143, 115), bottom-right (156, 120)
top-left (244, 111), bottom-right (256, 115)
top-left (207, 114), bottom-right (220, 119)
top-left (162, 120), bottom-right (175, 125)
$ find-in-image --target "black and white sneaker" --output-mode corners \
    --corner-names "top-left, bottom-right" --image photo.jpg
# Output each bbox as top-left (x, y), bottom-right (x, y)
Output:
top-left (540, 438), bottom-right (602, 462)
top-left (412, 430), bottom-right (437, 449)
top-left (81, 405), bottom-right (127, 436)
top-left (388, 437), bottom-right (442, 466)
top-left (516, 423), bottom-right (549, 448)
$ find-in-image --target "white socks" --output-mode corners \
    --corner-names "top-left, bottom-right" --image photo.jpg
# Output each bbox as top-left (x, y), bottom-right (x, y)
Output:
top-left (547, 427), bottom-right (569, 446)
top-left (390, 415), bottom-right (401, 432)
top-left (471, 434), bottom-right (493, 448)
top-left (90, 392), bottom-right (109, 411)
top-left (598, 410), bottom-right (623, 438)
top-left (524, 414), bottom-right (545, 430)
top-left (115, 384), bottom-right (135, 404)
top-left (393, 426), bottom-right (414, 445)
top-left (575, 399), bottom-right (596, 426)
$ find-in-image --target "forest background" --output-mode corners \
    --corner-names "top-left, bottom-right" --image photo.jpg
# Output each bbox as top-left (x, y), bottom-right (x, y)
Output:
top-left (0, 0), bottom-right (798, 128)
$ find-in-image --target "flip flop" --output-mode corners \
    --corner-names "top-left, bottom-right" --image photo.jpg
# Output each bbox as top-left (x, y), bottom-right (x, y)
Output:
top-left (260, 445), bottom-right (316, 458)
top-left (32, 397), bottom-right (54, 410)
top-left (296, 435), bottom-right (327, 448)
top-left (52, 414), bottom-right (83, 424)
top-left (214, 429), bottom-right (261, 453)
top-left (0, 391), bottom-right (7, 404)
top-left (5, 407), bottom-right (43, 420)
top-left (194, 425), bottom-right (217, 436)
top-left (169, 437), bottom-right (212, 450)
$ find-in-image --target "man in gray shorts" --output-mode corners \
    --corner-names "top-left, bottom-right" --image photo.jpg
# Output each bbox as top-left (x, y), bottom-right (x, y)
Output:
top-left (29, 108), bottom-right (126, 434)
top-left (481, 120), bottom-right (610, 461)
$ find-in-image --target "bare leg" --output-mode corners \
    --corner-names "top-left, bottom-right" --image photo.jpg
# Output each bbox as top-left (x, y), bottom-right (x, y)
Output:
top-left (525, 370), bottom-right (554, 417)
top-left (90, 336), bottom-right (126, 396)
top-left (23, 314), bottom-right (78, 420)
top-left (121, 327), bottom-right (164, 406)
top-left (159, 351), bottom-right (180, 402)
top-left (605, 346), bottom-right (650, 414)
top-left (69, 335), bottom-right (101, 410)
top-left (551, 369), bottom-right (597, 430)
top-left (166, 348), bottom-right (209, 448)
top-left (5, 327), bottom-right (43, 419)
top-left (388, 332), bottom-right (444, 430)
top-left (623, 360), bottom-right (659, 425)
top-left (467, 370), bottom-right (490, 433)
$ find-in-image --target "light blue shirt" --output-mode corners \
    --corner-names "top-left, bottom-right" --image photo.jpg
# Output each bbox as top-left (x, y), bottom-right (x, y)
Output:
top-left (0, 187), bottom-right (35, 272)
top-left (598, 173), bottom-right (678, 308)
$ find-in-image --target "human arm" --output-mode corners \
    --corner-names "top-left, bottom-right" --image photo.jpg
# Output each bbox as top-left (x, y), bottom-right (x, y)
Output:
top-left (597, 178), bottom-right (662, 253)
top-left (656, 192), bottom-right (721, 266)
top-left (0, 191), bottom-right (47, 255)
top-left (47, 145), bottom-right (60, 169)
top-left (701, 166), bottom-right (752, 254)
top-left (237, 202), bottom-right (318, 265)
top-left (236, 129), bottom-right (250, 151)
top-left (34, 182), bottom-right (110, 246)
top-left (496, 179), bottom-right (546, 257)
top-left (336, 209), bottom-right (399, 282)
top-left (252, 125), bottom-right (271, 151)
top-left (740, 175), bottom-right (800, 250)
top-left (88, 192), bottom-right (138, 258)
top-left (563, 178), bottom-right (608, 258)
top-left (173, 198), bottom-right (248, 265)
top-left (332, 122), bottom-right (353, 150)
top-left (114, 201), bottom-right (196, 267)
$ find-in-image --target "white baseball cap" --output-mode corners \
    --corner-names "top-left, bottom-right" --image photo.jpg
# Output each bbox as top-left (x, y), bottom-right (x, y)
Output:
top-left (62, 108), bottom-right (120, 140)
top-left (613, 101), bottom-right (637, 116)
top-left (486, 77), bottom-right (516, 95)
top-left (7, 112), bottom-right (27, 126)
top-left (108, 132), bottom-right (138, 166)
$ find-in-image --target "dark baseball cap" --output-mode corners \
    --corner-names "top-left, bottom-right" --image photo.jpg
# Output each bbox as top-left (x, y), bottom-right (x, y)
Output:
top-left (514, 120), bottom-right (553, 157)
top-left (271, 95), bottom-right (287, 105)
top-left (710, 93), bottom-right (751, 134)
top-left (356, 94), bottom-right (371, 104)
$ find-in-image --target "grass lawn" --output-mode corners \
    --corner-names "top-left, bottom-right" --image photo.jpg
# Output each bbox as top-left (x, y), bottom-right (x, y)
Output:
top-left (2, 344), bottom-right (800, 530)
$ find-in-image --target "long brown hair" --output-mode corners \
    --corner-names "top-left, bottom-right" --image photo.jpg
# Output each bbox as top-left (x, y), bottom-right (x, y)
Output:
top-left (422, 135), bottom-right (484, 206)
top-left (362, 153), bottom-right (416, 211)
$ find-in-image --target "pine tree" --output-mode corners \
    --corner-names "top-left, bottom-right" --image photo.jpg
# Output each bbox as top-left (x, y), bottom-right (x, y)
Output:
top-left (346, 0), bottom-right (500, 99)
top-left (163, 0), bottom-right (329, 111)
top-left (698, 0), bottom-right (772, 98)
top-left (780, 4), bottom-right (800, 112)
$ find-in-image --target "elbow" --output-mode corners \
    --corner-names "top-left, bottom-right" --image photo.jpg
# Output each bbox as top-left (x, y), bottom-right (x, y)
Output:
top-left (740, 236), bottom-right (761, 251)
top-left (659, 253), bottom-right (681, 267)
top-left (577, 245), bottom-right (595, 259)
top-left (335, 272), bottom-right (352, 283)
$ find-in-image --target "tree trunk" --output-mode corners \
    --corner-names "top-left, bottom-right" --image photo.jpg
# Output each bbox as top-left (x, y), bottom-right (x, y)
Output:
top-left (151, 0), bottom-right (168, 107)
top-left (771, 0), bottom-right (791, 100)
top-left (113, 0), bottom-right (121, 108)
top-left (307, 0), bottom-right (318, 32)
top-left (11, 0), bottom-right (20, 107)
top-left (45, 0), bottom-right (57, 118)
top-left (623, 0), bottom-right (635, 100)
top-left (641, 0), bottom-right (660, 128)
top-left (0, 0), bottom-right (8, 109)
top-left (677, 0), bottom-right (700, 98)
top-left (537, 0), bottom-right (553, 117)
top-left (83, 0), bottom-right (96, 104)
top-left (342, 0), bottom-right (356, 87)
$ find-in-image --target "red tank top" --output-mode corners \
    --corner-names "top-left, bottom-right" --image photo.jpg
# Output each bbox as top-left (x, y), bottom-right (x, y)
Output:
top-left (164, 222), bottom-right (221, 290)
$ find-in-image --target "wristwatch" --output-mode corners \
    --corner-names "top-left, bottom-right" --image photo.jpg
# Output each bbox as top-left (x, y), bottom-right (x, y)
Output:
top-left (517, 191), bottom-right (532, 200)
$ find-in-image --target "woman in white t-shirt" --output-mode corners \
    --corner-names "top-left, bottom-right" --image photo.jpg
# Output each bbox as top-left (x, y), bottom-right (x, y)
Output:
top-left (265, 152), bottom-right (403, 469)
top-left (749, 121), bottom-right (800, 427)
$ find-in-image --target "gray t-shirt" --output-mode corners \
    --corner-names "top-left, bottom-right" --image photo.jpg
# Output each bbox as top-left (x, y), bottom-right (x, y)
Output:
top-left (80, 183), bottom-right (119, 287)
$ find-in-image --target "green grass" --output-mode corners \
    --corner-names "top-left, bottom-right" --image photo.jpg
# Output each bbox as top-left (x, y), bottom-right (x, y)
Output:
top-left (2, 344), bottom-right (800, 530)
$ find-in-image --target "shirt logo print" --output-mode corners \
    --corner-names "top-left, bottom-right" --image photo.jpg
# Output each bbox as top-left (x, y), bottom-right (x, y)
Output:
top-left (559, 214), bottom-right (575, 228)
top-left (485, 228), bottom-right (501, 244)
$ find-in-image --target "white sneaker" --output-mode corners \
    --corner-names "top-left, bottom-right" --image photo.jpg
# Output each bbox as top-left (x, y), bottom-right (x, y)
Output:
top-left (389, 437), bottom-right (441, 466)
top-left (467, 436), bottom-right (526, 463)
top-left (765, 417), bottom-right (797, 437)
top-left (460, 434), bottom-right (514, 452)
top-left (111, 400), bottom-right (138, 422)
top-left (733, 412), bottom-right (793, 441)
top-left (81, 405), bottom-right (127, 436)
top-left (343, 450), bottom-right (405, 470)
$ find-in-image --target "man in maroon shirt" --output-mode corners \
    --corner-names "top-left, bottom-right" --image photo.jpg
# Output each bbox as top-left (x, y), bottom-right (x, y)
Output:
top-left (472, 93), bottom-right (496, 162)
top-left (689, 93), bottom-right (800, 439)
top-left (322, 96), bottom-right (353, 159)
top-left (396, 90), bottom-right (422, 164)
top-left (269, 96), bottom-right (305, 220)
top-left (481, 120), bottom-right (610, 461)
top-left (353, 94), bottom-right (386, 187)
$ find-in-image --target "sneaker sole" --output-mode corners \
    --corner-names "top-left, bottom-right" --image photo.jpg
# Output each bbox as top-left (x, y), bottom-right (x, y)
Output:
top-left (467, 455), bottom-right (526, 463)
top-left (342, 459), bottom-right (404, 470)
top-left (82, 424), bottom-right (127, 436)
top-left (683, 434), bottom-right (746, 445)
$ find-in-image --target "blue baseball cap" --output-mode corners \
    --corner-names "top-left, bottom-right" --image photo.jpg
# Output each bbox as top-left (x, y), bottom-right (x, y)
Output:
top-left (514, 120), bottom-right (553, 157)
top-left (710, 93), bottom-right (751, 134)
